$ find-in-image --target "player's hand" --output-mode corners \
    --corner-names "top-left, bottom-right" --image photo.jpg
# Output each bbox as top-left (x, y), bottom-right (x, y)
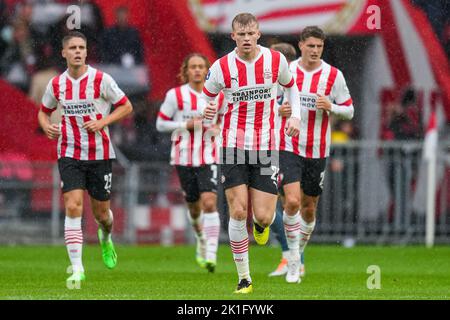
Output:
top-left (203, 101), bottom-right (217, 120)
top-left (82, 118), bottom-right (107, 132)
top-left (186, 117), bottom-right (203, 131)
top-left (44, 123), bottom-right (61, 140)
top-left (316, 94), bottom-right (332, 112)
top-left (278, 101), bottom-right (292, 118)
top-left (285, 117), bottom-right (300, 137)
top-left (207, 124), bottom-right (221, 136)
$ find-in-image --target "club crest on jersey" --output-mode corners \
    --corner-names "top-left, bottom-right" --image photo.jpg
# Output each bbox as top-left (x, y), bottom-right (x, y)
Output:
top-left (264, 69), bottom-right (272, 79)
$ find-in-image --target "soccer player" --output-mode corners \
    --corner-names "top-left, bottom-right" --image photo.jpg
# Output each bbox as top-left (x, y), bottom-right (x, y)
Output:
top-left (37, 31), bottom-right (133, 283)
top-left (268, 42), bottom-right (303, 277)
top-left (279, 26), bottom-right (355, 283)
top-left (156, 53), bottom-right (221, 272)
top-left (202, 13), bottom-right (301, 293)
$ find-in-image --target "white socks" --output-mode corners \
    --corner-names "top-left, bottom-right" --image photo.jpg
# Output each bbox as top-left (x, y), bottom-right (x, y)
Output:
top-left (203, 212), bottom-right (220, 263)
top-left (228, 217), bottom-right (251, 282)
top-left (299, 216), bottom-right (316, 254)
top-left (64, 216), bottom-right (84, 273)
top-left (283, 211), bottom-right (301, 260)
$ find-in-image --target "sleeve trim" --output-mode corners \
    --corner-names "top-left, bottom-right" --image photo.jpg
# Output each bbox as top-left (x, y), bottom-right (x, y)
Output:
top-left (113, 96), bottom-right (128, 107)
top-left (203, 87), bottom-right (219, 98)
top-left (338, 98), bottom-right (353, 106)
top-left (280, 77), bottom-right (295, 88)
top-left (40, 104), bottom-right (55, 114)
top-left (158, 111), bottom-right (171, 120)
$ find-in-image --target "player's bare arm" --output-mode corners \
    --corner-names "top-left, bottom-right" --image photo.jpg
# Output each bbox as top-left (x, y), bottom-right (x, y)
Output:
top-left (38, 110), bottom-right (60, 140)
top-left (83, 99), bottom-right (133, 132)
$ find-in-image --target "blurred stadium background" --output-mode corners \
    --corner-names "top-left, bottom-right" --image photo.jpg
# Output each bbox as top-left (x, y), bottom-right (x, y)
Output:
top-left (0, 0), bottom-right (449, 249)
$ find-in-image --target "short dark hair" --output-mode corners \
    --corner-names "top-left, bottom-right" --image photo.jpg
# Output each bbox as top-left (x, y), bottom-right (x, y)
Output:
top-left (62, 31), bottom-right (87, 48)
top-left (270, 43), bottom-right (297, 63)
top-left (299, 26), bottom-right (326, 42)
top-left (232, 13), bottom-right (259, 31)
top-left (177, 53), bottom-right (210, 84)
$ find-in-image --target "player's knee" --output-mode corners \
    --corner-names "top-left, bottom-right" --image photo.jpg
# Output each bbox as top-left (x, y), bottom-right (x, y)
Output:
top-left (203, 202), bottom-right (217, 213)
top-left (95, 208), bottom-right (110, 223)
top-left (301, 202), bottom-right (316, 222)
top-left (66, 200), bottom-right (82, 215)
top-left (284, 195), bottom-right (300, 214)
top-left (257, 216), bottom-right (272, 227)
top-left (201, 196), bottom-right (217, 213)
top-left (231, 205), bottom-right (247, 220)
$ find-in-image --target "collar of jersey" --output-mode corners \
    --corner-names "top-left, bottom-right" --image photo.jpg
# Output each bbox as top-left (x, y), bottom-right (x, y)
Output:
top-left (186, 84), bottom-right (203, 95)
top-left (233, 45), bottom-right (263, 65)
top-left (64, 65), bottom-right (91, 82)
top-left (296, 58), bottom-right (324, 74)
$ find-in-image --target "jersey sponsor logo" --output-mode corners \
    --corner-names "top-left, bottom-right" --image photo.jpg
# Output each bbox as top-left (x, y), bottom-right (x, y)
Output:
top-left (62, 103), bottom-right (96, 115)
top-left (231, 86), bottom-right (273, 103)
top-left (299, 93), bottom-right (318, 110)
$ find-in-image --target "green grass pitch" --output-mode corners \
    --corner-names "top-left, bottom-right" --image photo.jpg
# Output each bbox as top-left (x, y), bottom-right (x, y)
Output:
top-left (0, 244), bottom-right (449, 300)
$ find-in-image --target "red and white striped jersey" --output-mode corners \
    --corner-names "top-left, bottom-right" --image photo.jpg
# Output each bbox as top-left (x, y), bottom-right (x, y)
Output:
top-left (203, 45), bottom-right (295, 151)
top-left (40, 65), bottom-right (128, 160)
top-left (157, 84), bottom-right (223, 167)
top-left (278, 59), bottom-right (354, 158)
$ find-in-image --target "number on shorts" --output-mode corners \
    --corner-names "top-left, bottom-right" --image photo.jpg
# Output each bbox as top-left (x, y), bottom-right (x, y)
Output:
top-left (319, 171), bottom-right (325, 190)
top-left (210, 164), bottom-right (218, 185)
top-left (104, 173), bottom-right (112, 192)
top-left (271, 165), bottom-right (279, 183)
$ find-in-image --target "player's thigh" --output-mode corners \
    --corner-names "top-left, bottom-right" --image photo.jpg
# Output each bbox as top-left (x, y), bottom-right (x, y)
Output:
top-left (175, 165), bottom-right (200, 203)
top-left (249, 187), bottom-right (278, 225)
top-left (300, 157), bottom-right (327, 197)
top-left (225, 184), bottom-right (248, 220)
top-left (85, 160), bottom-right (113, 201)
top-left (58, 157), bottom-right (87, 194)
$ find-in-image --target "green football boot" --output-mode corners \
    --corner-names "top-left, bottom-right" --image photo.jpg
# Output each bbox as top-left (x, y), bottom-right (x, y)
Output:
top-left (98, 228), bottom-right (117, 269)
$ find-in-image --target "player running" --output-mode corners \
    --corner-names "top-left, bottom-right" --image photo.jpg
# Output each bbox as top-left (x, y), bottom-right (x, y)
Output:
top-left (279, 26), bottom-right (355, 284)
top-left (156, 53), bottom-right (222, 272)
top-left (202, 13), bottom-right (301, 293)
top-left (268, 42), bottom-right (305, 278)
top-left (37, 31), bottom-right (133, 284)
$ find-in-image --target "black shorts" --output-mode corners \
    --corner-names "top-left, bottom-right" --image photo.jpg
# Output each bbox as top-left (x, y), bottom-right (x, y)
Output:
top-left (279, 151), bottom-right (327, 197)
top-left (220, 148), bottom-right (279, 195)
top-left (175, 164), bottom-right (218, 203)
top-left (58, 157), bottom-right (113, 201)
